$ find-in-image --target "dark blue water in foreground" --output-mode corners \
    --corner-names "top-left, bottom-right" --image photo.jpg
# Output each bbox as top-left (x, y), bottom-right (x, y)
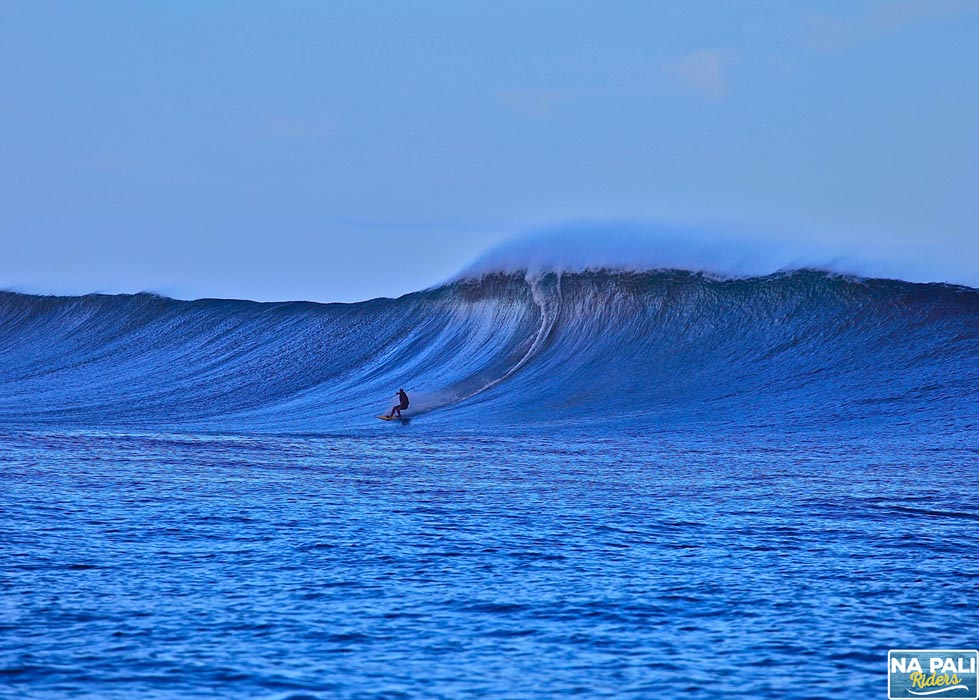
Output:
top-left (2, 270), bottom-right (979, 698)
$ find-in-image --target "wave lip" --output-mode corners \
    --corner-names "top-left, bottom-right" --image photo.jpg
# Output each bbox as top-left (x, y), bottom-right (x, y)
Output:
top-left (456, 222), bottom-right (979, 290)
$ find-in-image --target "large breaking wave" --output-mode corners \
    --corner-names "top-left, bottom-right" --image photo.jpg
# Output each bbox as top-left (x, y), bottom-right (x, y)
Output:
top-left (1, 268), bottom-right (977, 435)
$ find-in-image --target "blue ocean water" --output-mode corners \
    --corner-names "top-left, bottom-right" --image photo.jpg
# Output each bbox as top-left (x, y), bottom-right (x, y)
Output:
top-left (2, 270), bottom-right (979, 698)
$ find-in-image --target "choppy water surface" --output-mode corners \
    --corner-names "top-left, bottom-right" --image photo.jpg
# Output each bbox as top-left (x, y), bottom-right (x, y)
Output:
top-left (3, 428), bottom-right (977, 699)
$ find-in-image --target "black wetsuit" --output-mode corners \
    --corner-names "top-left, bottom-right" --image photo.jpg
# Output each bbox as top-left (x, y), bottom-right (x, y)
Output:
top-left (397, 390), bottom-right (409, 411)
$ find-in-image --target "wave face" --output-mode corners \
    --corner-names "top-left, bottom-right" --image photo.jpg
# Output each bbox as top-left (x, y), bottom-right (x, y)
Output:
top-left (1, 270), bottom-right (977, 434)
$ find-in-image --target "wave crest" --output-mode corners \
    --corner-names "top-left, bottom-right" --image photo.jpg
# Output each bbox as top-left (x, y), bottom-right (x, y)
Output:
top-left (456, 222), bottom-right (979, 290)
top-left (1, 269), bottom-right (977, 432)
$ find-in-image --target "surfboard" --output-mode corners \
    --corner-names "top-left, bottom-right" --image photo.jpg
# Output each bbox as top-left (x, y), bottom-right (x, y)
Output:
top-left (377, 415), bottom-right (403, 421)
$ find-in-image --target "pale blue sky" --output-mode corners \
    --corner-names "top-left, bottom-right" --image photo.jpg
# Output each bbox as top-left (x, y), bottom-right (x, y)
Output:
top-left (2, 1), bottom-right (977, 301)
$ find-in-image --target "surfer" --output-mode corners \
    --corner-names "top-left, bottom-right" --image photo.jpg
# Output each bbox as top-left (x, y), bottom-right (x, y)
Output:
top-left (387, 388), bottom-right (409, 419)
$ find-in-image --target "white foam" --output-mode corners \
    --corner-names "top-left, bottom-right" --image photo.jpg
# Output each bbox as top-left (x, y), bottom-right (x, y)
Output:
top-left (455, 222), bottom-right (979, 288)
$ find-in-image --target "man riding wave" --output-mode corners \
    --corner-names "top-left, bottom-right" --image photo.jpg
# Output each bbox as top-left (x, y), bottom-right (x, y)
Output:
top-left (387, 388), bottom-right (409, 419)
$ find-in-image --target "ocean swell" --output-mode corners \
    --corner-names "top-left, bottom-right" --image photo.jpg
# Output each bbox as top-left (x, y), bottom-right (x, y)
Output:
top-left (0, 270), bottom-right (977, 433)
